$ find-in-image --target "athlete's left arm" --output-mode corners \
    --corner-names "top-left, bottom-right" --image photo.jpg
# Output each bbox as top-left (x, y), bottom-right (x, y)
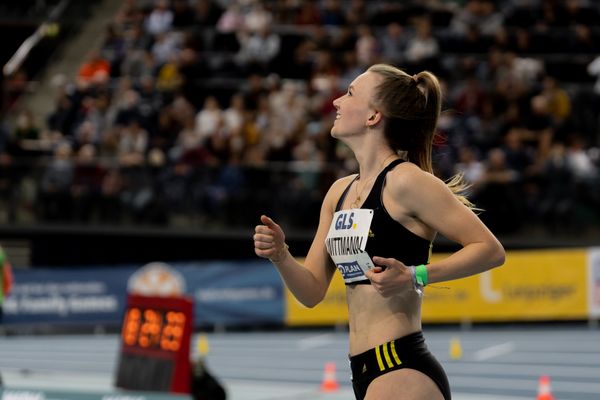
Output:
top-left (393, 166), bottom-right (505, 284)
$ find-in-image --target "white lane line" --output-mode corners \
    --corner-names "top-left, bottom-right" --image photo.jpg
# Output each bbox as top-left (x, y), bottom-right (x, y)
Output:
top-left (473, 342), bottom-right (515, 361)
top-left (296, 334), bottom-right (335, 350)
top-left (446, 362), bottom-right (600, 379)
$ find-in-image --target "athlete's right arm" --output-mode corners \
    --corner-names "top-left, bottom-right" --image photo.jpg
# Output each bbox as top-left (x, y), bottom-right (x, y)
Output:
top-left (254, 177), bottom-right (350, 308)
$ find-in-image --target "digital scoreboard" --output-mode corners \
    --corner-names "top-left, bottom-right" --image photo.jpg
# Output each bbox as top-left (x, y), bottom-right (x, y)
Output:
top-left (115, 294), bottom-right (194, 394)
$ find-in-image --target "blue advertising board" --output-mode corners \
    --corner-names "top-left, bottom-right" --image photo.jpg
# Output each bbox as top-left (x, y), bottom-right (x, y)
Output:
top-left (2, 261), bottom-right (284, 327)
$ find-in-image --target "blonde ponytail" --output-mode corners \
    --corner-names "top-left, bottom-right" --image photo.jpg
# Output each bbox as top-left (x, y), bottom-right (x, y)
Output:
top-left (368, 64), bottom-right (475, 209)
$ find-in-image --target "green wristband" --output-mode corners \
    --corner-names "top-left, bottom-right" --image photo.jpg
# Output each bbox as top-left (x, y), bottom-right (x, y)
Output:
top-left (415, 264), bottom-right (428, 287)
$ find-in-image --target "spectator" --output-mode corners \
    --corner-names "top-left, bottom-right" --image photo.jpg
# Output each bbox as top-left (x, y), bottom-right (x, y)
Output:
top-left (4, 69), bottom-right (29, 109)
top-left (195, 96), bottom-right (223, 143)
top-left (145, 0), bottom-right (174, 36)
top-left (355, 25), bottom-right (379, 67)
top-left (98, 168), bottom-right (124, 222)
top-left (171, 115), bottom-right (211, 165)
top-left (101, 23), bottom-right (126, 76)
top-left (115, 0), bottom-right (144, 28)
top-left (568, 24), bottom-right (598, 54)
top-left (71, 144), bottom-right (106, 221)
top-left (454, 76), bottom-right (488, 117)
top-left (12, 109), bottom-right (48, 157)
top-left (13, 109), bottom-right (40, 143)
top-left (235, 26), bottom-right (281, 73)
top-left (461, 24), bottom-right (493, 54)
top-left (170, 94), bottom-right (196, 127)
top-left (474, 148), bottom-right (523, 233)
top-left (538, 143), bottom-right (574, 231)
top-left (501, 128), bottom-right (534, 174)
top-left (495, 51), bottom-right (543, 101)
top-left (320, 0), bottom-right (346, 26)
top-left (122, 23), bottom-right (152, 53)
top-left (78, 50), bottom-right (111, 84)
top-left (565, 134), bottom-right (597, 181)
top-left (47, 87), bottom-right (76, 137)
top-left (587, 54), bottom-right (600, 95)
top-left (522, 95), bottom-right (555, 161)
top-left (295, 0), bottom-right (321, 25)
top-left (118, 118), bottom-right (149, 166)
top-left (216, 2), bottom-right (244, 33)
top-left (450, 0), bottom-right (504, 36)
top-left (1, 244), bottom-right (14, 324)
top-left (152, 107), bottom-right (179, 151)
top-left (243, 1), bottom-right (273, 34)
top-left (75, 119), bottom-right (100, 147)
top-left (0, 148), bottom-right (18, 223)
top-left (223, 93), bottom-right (246, 137)
top-left (113, 88), bottom-right (142, 129)
top-left (270, 81), bottom-right (309, 141)
top-left (121, 50), bottom-right (156, 80)
top-left (455, 146), bottom-right (485, 186)
top-left (379, 22), bottom-right (407, 65)
top-left (136, 75), bottom-right (164, 130)
top-left (405, 16), bottom-right (440, 69)
top-left (151, 32), bottom-right (181, 67)
top-left (540, 75), bottom-right (571, 126)
top-left (345, 0), bottom-right (368, 26)
top-left (156, 54), bottom-right (184, 93)
top-left (39, 141), bottom-right (74, 221)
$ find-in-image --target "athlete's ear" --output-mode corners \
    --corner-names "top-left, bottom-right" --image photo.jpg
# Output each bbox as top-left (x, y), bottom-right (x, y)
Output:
top-left (366, 110), bottom-right (382, 127)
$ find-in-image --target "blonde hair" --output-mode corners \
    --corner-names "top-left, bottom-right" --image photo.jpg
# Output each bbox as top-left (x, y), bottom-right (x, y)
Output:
top-left (367, 64), bottom-right (473, 208)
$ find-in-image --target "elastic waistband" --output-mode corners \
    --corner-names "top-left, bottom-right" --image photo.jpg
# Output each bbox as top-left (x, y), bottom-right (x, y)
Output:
top-left (349, 331), bottom-right (427, 377)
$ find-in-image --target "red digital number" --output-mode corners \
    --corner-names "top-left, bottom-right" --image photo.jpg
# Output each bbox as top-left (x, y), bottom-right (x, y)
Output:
top-left (139, 309), bottom-right (163, 348)
top-left (160, 311), bottom-right (186, 351)
top-left (122, 307), bottom-right (141, 346)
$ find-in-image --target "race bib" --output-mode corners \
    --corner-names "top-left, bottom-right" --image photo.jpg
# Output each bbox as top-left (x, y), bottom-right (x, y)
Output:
top-left (325, 209), bottom-right (375, 283)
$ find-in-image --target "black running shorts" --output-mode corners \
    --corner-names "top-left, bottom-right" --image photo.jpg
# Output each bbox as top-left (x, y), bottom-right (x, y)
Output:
top-left (349, 331), bottom-right (451, 400)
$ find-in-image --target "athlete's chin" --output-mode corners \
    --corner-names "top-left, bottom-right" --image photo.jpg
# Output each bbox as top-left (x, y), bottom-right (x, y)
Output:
top-left (330, 126), bottom-right (347, 138)
top-left (330, 129), bottom-right (358, 144)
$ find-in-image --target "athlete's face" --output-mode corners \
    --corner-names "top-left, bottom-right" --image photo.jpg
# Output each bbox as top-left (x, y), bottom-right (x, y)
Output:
top-left (331, 72), bottom-right (380, 138)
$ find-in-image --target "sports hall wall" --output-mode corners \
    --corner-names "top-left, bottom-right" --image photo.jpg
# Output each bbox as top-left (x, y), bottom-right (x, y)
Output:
top-left (3, 234), bottom-right (600, 329)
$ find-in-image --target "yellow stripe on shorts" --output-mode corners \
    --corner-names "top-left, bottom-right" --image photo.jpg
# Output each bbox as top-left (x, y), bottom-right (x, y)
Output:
top-left (382, 343), bottom-right (394, 368)
top-left (390, 340), bottom-right (402, 365)
top-left (375, 345), bottom-right (385, 371)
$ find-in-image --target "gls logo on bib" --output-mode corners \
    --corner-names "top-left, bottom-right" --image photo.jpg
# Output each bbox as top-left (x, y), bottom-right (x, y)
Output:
top-left (335, 212), bottom-right (355, 230)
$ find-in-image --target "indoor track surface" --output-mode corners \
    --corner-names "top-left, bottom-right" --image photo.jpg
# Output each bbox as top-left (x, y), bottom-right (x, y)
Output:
top-left (1, 325), bottom-right (599, 399)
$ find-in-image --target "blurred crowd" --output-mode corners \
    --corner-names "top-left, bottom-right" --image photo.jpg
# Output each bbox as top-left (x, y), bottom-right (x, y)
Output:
top-left (1, 0), bottom-right (600, 235)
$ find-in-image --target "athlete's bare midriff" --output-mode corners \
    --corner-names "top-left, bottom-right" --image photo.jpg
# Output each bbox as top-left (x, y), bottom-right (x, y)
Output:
top-left (346, 284), bottom-right (422, 355)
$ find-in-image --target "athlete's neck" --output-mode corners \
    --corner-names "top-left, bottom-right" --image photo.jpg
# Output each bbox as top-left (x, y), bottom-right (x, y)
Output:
top-left (355, 148), bottom-right (398, 180)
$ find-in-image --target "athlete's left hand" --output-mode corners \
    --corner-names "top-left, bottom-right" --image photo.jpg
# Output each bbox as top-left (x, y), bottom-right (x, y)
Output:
top-left (366, 256), bottom-right (413, 297)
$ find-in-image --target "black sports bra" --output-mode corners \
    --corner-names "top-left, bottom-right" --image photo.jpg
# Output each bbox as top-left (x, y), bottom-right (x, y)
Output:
top-left (332, 159), bottom-right (431, 285)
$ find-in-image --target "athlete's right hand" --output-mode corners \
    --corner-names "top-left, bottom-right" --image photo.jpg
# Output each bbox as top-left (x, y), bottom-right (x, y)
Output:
top-left (254, 215), bottom-right (288, 263)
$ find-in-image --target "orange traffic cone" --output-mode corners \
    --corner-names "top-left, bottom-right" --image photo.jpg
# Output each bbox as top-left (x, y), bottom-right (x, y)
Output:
top-left (536, 375), bottom-right (554, 400)
top-left (320, 362), bottom-right (340, 392)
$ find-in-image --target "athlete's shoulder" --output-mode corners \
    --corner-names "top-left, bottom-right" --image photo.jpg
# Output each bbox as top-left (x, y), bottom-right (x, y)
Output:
top-left (322, 174), bottom-right (357, 209)
top-left (388, 161), bottom-right (428, 182)
top-left (327, 174), bottom-right (357, 197)
top-left (331, 174), bottom-right (358, 190)
top-left (387, 161), bottom-right (445, 195)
